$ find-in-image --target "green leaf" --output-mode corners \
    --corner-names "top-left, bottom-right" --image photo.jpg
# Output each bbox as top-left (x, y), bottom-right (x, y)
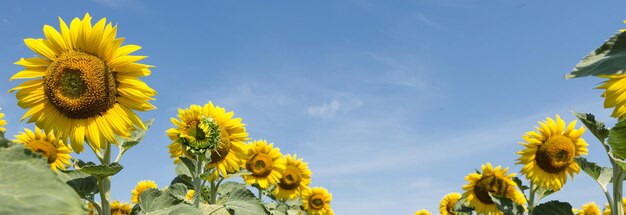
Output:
top-left (609, 150), bottom-right (626, 171)
top-left (574, 157), bottom-right (613, 187)
top-left (609, 119), bottom-right (626, 159)
top-left (0, 143), bottom-right (86, 214)
top-left (201, 204), bottom-right (230, 215)
top-left (566, 31), bottom-right (626, 79)
top-left (120, 118), bottom-right (154, 152)
top-left (217, 181), bottom-right (248, 196)
top-left (573, 112), bottom-right (610, 144)
top-left (175, 162), bottom-right (192, 177)
top-left (0, 131), bottom-right (9, 147)
top-left (532, 200), bottom-right (574, 215)
top-left (168, 183), bottom-right (189, 201)
top-left (512, 176), bottom-right (529, 191)
top-left (179, 157), bottom-right (196, 176)
top-left (57, 170), bottom-right (99, 200)
top-left (134, 185), bottom-right (201, 215)
top-left (218, 185), bottom-right (268, 215)
top-left (535, 186), bottom-right (556, 201)
top-left (170, 175), bottom-right (194, 189)
top-left (489, 194), bottom-right (524, 215)
top-left (452, 195), bottom-right (474, 213)
top-left (74, 160), bottom-right (123, 177)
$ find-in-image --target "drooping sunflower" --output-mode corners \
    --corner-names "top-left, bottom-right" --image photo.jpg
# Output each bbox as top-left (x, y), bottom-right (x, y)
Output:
top-left (439, 192), bottom-right (462, 215)
top-left (9, 13), bottom-right (156, 153)
top-left (110, 200), bottom-right (132, 215)
top-left (462, 162), bottom-right (526, 215)
top-left (0, 112), bottom-right (6, 133)
top-left (414, 209), bottom-right (432, 215)
top-left (274, 154), bottom-right (312, 200)
top-left (242, 140), bottom-right (286, 189)
top-left (602, 198), bottom-right (626, 215)
top-left (166, 102), bottom-right (249, 180)
top-left (131, 180), bottom-right (158, 203)
top-left (302, 187), bottom-right (334, 215)
top-left (579, 202), bottom-right (601, 215)
top-left (14, 127), bottom-right (72, 172)
top-left (516, 115), bottom-right (588, 191)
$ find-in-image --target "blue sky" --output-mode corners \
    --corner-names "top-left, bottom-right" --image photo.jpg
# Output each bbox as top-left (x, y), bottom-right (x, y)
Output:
top-left (1, 0), bottom-right (626, 214)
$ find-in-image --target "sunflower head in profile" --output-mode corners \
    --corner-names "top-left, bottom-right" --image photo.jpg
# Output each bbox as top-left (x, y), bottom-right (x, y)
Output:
top-left (273, 154), bottom-right (312, 200)
top-left (0, 112), bottom-right (6, 133)
top-left (516, 115), bottom-right (588, 191)
top-left (462, 162), bottom-right (526, 215)
top-left (439, 192), bottom-right (462, 215)
top-left (578, 202), bottom-right (601, 215)
top-left (242, 140), bottom-right (286, 189)
top-left (131, 180), bottom-right (158, 203)
top-left (14, 127), bottom-right (72, 172)
top-left (110, 200), bottom-right (132, 215)
top-left (9, 13), bottom-right (156, 154)
top-left (302, 187), bottom-right (334, 215)
top-left (166, 101), bottom-right (249, 180)
top-left (414, 209), bottom-right (432, 215)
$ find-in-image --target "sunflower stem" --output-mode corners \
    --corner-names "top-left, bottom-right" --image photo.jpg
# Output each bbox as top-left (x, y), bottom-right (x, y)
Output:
top-left (613, 166), bottom-right (624, 215)
top-left (86, 197), bottom-right (102, 215)
top-left (210, 180), bottom-right (217, 204)
top-left (193, 154), bottom-right (204, 208)
top-left (258, 186), bottom-right (263, 200)
top-left (98, 142), bottom-right (112, 215)
top-left (528, 182), bottom-right (536, 214)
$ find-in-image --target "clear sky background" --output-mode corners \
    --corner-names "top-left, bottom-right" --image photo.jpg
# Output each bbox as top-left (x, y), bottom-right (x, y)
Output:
top-left (1, 0), bottom-right (625, 214)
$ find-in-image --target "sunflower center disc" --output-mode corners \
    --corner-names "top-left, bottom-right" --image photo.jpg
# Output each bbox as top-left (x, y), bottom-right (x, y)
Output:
top-left (536, 134), bottom-right (575, 173)
top-left (474, 175), bottom-right (508, 204)
top-left (279, 166), bottom-right (302, 190)
top-left (208, 128), bottom-right (231, 164)
top-left (29, 140), bottom-right (58, 164)
top-left (246, 153), bottom-right (274, 177)
top-left (310, 195), bottom-right (325, 210)
top-left (44, 51), bottom-right (117, 119)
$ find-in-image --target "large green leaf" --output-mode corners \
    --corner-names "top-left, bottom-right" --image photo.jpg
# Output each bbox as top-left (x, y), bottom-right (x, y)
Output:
top-left (532, 201), bottom-right (573, 215)
top-left (575, 157), bottom-right (612, 187)
top-left (609, 119), bottom-right (626, 159)
top-left (489, 194), bottom-right (524, 215)
top-left (566, 31), bottom-right (626, 79)
top-left (201, 204), bottom-right (230, 215)
top-left (57, 170), bottom-right (99, 200)
top-left (217, 183), bottom-right (268, 215)
top-left (133, 183), bottom-right (201, 215)
top-left (0, 143), bottom-right (86, 214)
top-left (573, 112), bottom-right (610, 144)
top-left (217, 181), bottom-right (248, 196)
top-left (74, 160), bottom-right (123, 177)
top-left (119, 118), bottom-right (154, 152)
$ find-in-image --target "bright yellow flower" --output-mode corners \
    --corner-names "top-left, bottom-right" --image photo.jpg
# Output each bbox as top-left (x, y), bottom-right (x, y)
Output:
top-left (242, 140), bottom-right (286, 189)
top-left (439, 192), bottom-right (462, 215)
top-left (579, 202), bottom-right (601, 215)
top-left (597, 74), bottom-right (626, 119)
top-left (414, 209), bottom-right (432, 215)
top-left (9, 13), bottom-right (156, 153)
top-left (14, 127), bottom-right (72, 172)
top-left (0, 112), bottom-right (6, 133)
top-left (462, 163), bottom-right (526, 215)
top-left (302, 187), bottom-right (334, 215)
top-left (131, 180), bottom-right (157, 203)
top-left (186, 189), bottom-right (195, 201)
top-left (517, 115), bottom-right (588, 191)
top-left (602, 198), bottom-right (626, 215)
top-left (166, 101), bottom-right (249, 180)
top-left (110, 200), bottom-right (132, 215)
top-left (274, 154), bottom-right (312, 200)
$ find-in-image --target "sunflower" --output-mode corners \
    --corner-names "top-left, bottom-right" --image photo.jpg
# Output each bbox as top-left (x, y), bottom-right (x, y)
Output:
top-left (439, 192), bottom-right (462, 215)
top-left (186, 189), bottom-right (195, 201)
top-left (597, 75), bottom-right (626, 119)
top-left (9, 13), bottom-right (156, 153)
top-left (242, 140), bottom-right (286, 189)
top-left (414, 209), bottom-right (432, 215)
top-left (14, 127), bottom-right (72, 172)
top-left (110, 200), bottom-right (132, 215)
top-left (516, 115), bottom-right (588, 191)
top-left (302, 187), bottom-right (334, 215)
top-left (274, 154), bottom-right (312, 200)
top-left (579, 202), bottom-right (601, 215)
top-left (462, 162), bottom-right (526, 215)
top-left (131, 180), bottom-right (158, 203)
top-left (602, 198), bottom-right (626, 215)
top-left (0, 112), bottom-right (6, 133)
top-left (166, 101), bottom-right (249, 180)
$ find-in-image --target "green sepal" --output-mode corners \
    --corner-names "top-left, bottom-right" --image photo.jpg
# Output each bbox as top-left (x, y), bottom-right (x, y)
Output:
top-left (532, 200), bottom-right (574, 215)
top-left (566, 31), bottom-right (626, 79)
top-left (489, 194), bottom-right (525, 215)
top-left (73, 159), bottom-right (123, 177)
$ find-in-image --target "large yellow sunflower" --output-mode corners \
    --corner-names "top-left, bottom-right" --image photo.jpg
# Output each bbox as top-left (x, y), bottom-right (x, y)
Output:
top-left (9, 13), bottom-right (156, 153)
top-left (0, 112), bottom-right (6, 133)
top-left (439, 192), bottom-right (462, 215)
top-left (414, 209), bottom-right (432, 215)
top-left (462, 162), bottom-right (526, 215)
top-left (302, 187), bottom-right (334, 215)
top-left (131, 180), bottom-right (158, 203)
top-left (110, 200), bottom-right (132, 215)
top-left (166, 101), bottom-right (249, 180)
top-left (516, 115), bottom-right (588, 191)
top-left (579, 202), bottom-right (601, 215)
top-left (14, 127), bottom-right (72, 172)
top-left (273, 154), bottom-right (312, 200)
top-left (242, 140), bottom-right (286, 189)
top-left (597, 75), bottom-right (626, 119)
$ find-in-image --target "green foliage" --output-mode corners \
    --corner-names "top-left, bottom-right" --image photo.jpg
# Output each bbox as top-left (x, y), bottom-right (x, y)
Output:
top-left (575, 157), bottom-right (613, 187)
top-left (532, 201), bottom-right (574, 215)
top-left (201, 204), bottom-right (230, 215)
top-left (609, 119), bottom-right (626, 160)
top-left (489, 194), bottom-right (524, 215)
top-left (217, 182), bottom-right (269, 215)
top-left (120, 118), bottom-right (155, 153)
top-left (132, 183), bottom-right (201, 215)
top-left (452, 195), bottom-right (474, 214)
top-left (566, 31), bottom-right (626, 79)
top-left (57, 170), bottom-right (99, 200)
top-left (74, 159), bottom-right (123, 177)
top-left (179, 157), bottom-right (197, 176)
top-left (513, 176), bottom-right (529, 192)
top-left (0, 142), bottom-right (86, 214)
top-left (573, 112), bottom-right (610, 143)
top-left (265, 202), bottom-right (301, 215)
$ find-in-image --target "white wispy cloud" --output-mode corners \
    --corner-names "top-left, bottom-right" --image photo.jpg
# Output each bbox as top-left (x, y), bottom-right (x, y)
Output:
top-left (307, 98), bottom-right (363, 119)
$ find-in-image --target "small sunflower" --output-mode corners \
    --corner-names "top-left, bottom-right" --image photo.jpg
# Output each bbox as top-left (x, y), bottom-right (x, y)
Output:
top-left (110, 200), bottom-right (132, 215)
top-left (131, 180), bottom-right (158, 203)
top-left (439, 192), bottom-right (462, 215)
top-left (0, 112), bottom-right (6, 133)
top-left (579, 202), bottom-right (601, 215)
top-left (166, 101), bottom-right (249, 180)
top-left (242, 140), bottom-right (286, 189)
top-left (302, 187), bottom-right (334, 215)
top-left (274, 154), bottom-right (312, 200)
top-left (414, 209), bottom-right (432, 215)
top-left (14, 127), bottom-right (72, 172)
top-left (462, 162), bottom-right (526, 215)
top-left (517, 115), bottom-right (588, 191)
top-left (602, 198), bottom-right (626, 215)
top-left (9, 13), bottom-right (156, 153)
top-left (597, 74), bottom-right (626, 119)
top-left (186, 189), bottom-right (195, 201)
